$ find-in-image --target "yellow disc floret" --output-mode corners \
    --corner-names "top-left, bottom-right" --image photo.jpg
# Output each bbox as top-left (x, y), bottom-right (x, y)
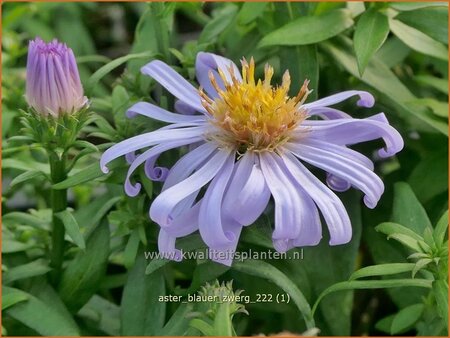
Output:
top-left (200, 57), bottom-right (311, 151)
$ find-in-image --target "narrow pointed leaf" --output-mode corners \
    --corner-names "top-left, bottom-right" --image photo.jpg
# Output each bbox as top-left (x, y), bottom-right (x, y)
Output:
top-left (58, 220), bottom-right (110, 313)
top-left (390, 303), bottom-right (424, 334)
top-left (3, 259), bottom-right (51, 284)
top-left (376, 222), bottom-right (424, 241)
top-left (258, 9), bottom-right (354, 47)
top-left (55, 209), bottom-right (85, 250)
top-left (389, 19), bottom-right (448, 60)
top-left (233, 259), bottom-right (315, 329)
top-left (4, 286), bottom-right (80, 335)
top-left (10, 170), bottom-right (46, 188)
top-left (433, 279), bottom-right (449, 329)
top-left (312, 279), bottom-right (432, 315)
top-left (350, 263), bottom-right (415, 281)
top-left (53, 163), bottom-right (104, 189)
top-left (354, 9), bottom-right (389, 75)
top-left (2, 287), bottom-right (29, 310)
top-left (434, 210), bottom-right (449, 247)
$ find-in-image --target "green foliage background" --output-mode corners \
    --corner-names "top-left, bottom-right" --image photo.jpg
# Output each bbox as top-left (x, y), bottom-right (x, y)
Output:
top-left (1, 2), bottom-right (448, 336)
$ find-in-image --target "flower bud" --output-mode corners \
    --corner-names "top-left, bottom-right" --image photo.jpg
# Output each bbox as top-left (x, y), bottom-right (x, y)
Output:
top-left (26, 37), bottom-right (87, 117)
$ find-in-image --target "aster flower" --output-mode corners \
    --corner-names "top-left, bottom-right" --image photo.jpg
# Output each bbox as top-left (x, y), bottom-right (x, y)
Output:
top-left (100, 52), bottom-right (403, 266)
top-left (26, 37), bottom-right (87, 117)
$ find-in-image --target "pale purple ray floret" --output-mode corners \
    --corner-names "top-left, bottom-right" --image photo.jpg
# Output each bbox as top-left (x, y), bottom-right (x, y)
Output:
top-left (100, 52), bottom-right (404, 266)
top-left (26, 37), bottom-right (87, 117)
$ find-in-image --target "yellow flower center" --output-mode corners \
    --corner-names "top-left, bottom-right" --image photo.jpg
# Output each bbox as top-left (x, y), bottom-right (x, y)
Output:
top-left (200, 57), bottom-right (311, 151)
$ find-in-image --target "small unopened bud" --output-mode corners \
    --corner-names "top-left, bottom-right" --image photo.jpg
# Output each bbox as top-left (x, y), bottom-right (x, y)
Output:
top-left (26, 37), bottom-right (87, 117)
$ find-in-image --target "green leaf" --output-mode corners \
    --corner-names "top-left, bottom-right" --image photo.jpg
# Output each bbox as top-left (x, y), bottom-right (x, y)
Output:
top-left (3, 259), bottom-right (51, 284)
top-left (376, 37), bottom-right (411, 67)
top-left (183, 261), bottom-right (230, 295)
top-left (2, 240), bottom-right (33, 253)
top-left (123, 229), bottom-right (140, 269)
top-left (258, 9), bottom-right (354, 47)
top-left (376, 222), bottom-right (424, 242)
top-left (145, 257), bottom-right (169, 275)
top-left (312, 279), bottom-right (432, 315)
top-left (58, 220), bottom-right (110, 313)
top-left (159, 303), bottom-right (194, 336)
top-left (415, 75), bottom-right (448, 95)
top-left (389, 19), bottom-right (448, 60)
top-left (349, 263), bottom-right (415, 280)
top-left (237, 2), bottom-right (268, 25)
top-left (279, 45), bottom-right (319, 101)
top-left (387, 233), bottom-right (424, 252)
top-left (55, 209), bottom-right (85, 250)
top-left (86, 52), bottom-right (154, 93)
top-left (391, 303), bottom-right (424, 334)
top-left (233, 259), bottom-right (315, 329)
top-left (10, 170), bottom-right (46, 188)
top-left (145, 233), bottom-right (207, 274)
top-left (53, 162), bottom-right (104, 189)
top-left (354, 9), bottom-right (389, 75)
top-left (396, 7), bottom-right (448, 44)
top-left (121, 252), bottom-right (166, 335)
top-left (433, 279), bottom-right (449, 329)
top-left (409, 150), bottom-right (448, 203)
top-left (323, 40), bottom-right (448, 136)
top-left (408, 98), bottom-right (448, 118)
top-left (291, 190), bottom-right (362, 335)
top-left (391, 182), bottom-right (432, 235)
top-left (78, 295), bottom-right (120, 336)
top-left (390, 2), bottom-right (448, 11)
top-left (199, 4), bottom-right (238, 44)
top-left (2, 287), bottom-right (29, 310)
top-left (127, 7), bottom-right (161, 74)
top-left (4, 286), bottom-right (80, 335)
top-left (2, 158), bottom-right (49, 174)
top-left (3, 212), bottom-right (48, 230)
top-left (412, 258), bottom-right (433, 277)
top-left (74, 195), bottom-right (121, 235)
top-left (375, 314), bottom-right (395, 333)
top-left (434, 210), bottom-right (448, 247)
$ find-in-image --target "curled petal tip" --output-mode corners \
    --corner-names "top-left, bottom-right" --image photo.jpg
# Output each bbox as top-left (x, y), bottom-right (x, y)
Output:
top-left (273, 239), bottom-right (289, 253)
top-left (126, 110), bottom-right (138, 118)
top-left (100, 165), bottom-right (109, 174)
top-left (363, 196), bottom-right (378, 209)
top-left (329, 236), bottom-right (351, 246)
top-left (125, 182), bottom-right (141, 197)
top-left (357, 92), bottom-right (375, 108)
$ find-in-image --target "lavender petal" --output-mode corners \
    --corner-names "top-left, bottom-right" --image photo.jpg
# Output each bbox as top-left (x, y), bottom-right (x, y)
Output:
top-left (100, 126), bottom-right (205, 173)
top-left (282, 151), bottom-right (352, 245)
top-left (158, 229), bottom-right (182, 262)
top-left (223, 154), bottom-right (270, 226)
top-left (195, 52), bottom-right (242, 98)
top-left (199, 153), bottom-right (236, 247)
top-left (286, 141), bottom-right (384, 209)
top-left (127, 101), bottom-right (206, 124)
top-left (141, 60), bottom-right (207, 114)
top-left (124, 137), bottom-right (202, 197)
top-left (298, 113), bottom-right (404, 158)
top-left (304, 90), bottom-right (375, 109)
top-left (150, 148), bottom-right (233, 227)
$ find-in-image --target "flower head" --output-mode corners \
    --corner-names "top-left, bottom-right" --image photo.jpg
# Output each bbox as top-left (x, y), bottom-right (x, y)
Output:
top-left (101, 52), bottom-right (404, 266)
top-left (26, 37), bottom-right (87, 117)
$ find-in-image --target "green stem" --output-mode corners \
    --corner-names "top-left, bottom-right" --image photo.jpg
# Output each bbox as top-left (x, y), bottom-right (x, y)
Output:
top-left (49, 151), bottom-right (67, 286)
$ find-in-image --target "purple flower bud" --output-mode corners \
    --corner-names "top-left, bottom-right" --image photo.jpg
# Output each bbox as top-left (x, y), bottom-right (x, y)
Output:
top-left (26, 37), bottom-right (88, 117)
